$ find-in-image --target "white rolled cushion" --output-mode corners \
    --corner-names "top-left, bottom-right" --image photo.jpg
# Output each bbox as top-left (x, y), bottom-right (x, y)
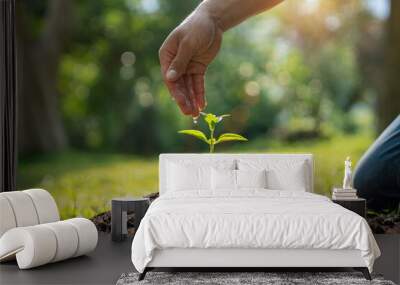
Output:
top-left (211, 168), bottom-right (236, 190)
top-left (0, 226), bottom-right (57, 269)
top-left (0, 191), bottom-right (39, 227)
top-left (0, 218), bottom-right (97, 269)
top-left (42, 221), bottom-right (79, 262)
top-left (23, 189), bottom-right (60, 223)
top-left (64, 218), bottom-right (98, 257)
top-left (0, 196), bottom-right (17, 237)
top-left (236, 169), bottom-right (267, 189)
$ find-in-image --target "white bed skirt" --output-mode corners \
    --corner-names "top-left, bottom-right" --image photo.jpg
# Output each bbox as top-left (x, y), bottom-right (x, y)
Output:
top-left (148, 248), bottom-right (366, 268)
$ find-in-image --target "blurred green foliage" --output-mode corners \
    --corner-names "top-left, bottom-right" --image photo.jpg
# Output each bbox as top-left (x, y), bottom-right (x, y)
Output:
top-left (52, 0), bottom-right (378, 153)
top-left (18, 133), bottom-right (372, 219)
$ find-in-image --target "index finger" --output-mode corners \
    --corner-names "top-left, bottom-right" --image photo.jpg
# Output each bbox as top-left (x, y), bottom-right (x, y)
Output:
top-left (159, 32), bottom-right (178, 76)
top-left (165, 77), bottom-right (193, 115)
top-left (159, 34), bottom-right (195, 116)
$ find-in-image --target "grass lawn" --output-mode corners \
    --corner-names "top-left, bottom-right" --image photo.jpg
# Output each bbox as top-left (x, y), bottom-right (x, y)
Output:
top-left (18, 133), bottom-right (373, 219)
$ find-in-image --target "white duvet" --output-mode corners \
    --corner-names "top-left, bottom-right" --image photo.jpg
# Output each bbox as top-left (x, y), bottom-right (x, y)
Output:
top-left (131, 190), bottom-right (380, 273)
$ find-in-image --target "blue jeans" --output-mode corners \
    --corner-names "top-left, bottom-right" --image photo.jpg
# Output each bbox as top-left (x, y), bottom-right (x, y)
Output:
top-left (354, 115), bottom-right (400, 211)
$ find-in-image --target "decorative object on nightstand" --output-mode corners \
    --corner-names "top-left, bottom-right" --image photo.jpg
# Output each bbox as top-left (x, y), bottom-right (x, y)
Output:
top-left (342, 156), bottom-right (353, 189)
top-left (332, 156), bottom-right (366, 217)
top-left (332, 157), bottom-right (359, 200)
top-left (332, 188), bottom-right (358, 200)
top-left (332, 198), bottom-right (366, 218)
top-left (111, 197), bottom-right (150, 242)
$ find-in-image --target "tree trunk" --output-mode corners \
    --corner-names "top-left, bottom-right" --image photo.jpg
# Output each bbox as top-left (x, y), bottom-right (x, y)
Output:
top-left (378, 0), bottom-right (400, 132)
top-left (16, 1), bottom-right (72, 154)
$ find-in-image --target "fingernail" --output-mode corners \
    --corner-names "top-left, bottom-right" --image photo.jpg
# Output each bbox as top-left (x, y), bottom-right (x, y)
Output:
top-left (166, 69), bottom-right (177, 81)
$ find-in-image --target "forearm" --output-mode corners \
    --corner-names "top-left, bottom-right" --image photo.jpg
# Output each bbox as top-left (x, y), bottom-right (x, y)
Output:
top-left (197, 0), bottom-right (284, 32)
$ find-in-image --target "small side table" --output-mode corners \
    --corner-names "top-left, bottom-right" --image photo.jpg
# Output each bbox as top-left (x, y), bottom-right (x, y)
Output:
top-left (111, 197), bottom-right (150, 241)
top-left (332, 198), bottom-right (366, 218)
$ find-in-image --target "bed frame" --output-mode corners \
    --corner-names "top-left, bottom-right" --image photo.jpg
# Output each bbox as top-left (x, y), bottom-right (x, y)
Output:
top-left (140, 248), bottom-right (370, 280)
top-left (138, 154), bottom-right (372, 281)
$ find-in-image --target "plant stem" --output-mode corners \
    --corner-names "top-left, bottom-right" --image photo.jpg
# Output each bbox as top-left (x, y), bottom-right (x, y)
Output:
top-left (210, 128), bottom-right (215, 153)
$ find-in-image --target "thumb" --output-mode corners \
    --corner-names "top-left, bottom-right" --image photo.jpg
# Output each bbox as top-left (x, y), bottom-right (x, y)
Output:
top-left (166, 41), bottom-right (193, 81)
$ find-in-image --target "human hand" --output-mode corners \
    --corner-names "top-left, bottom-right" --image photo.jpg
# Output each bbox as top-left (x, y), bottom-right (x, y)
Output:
top-left (159, 0), bottom-right (283, 117)
top-left (159, 7), bottom-right (223, 117)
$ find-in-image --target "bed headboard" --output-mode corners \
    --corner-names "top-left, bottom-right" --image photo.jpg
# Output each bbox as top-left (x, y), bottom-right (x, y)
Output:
top-left (159, 153), bottom-right (314, 195)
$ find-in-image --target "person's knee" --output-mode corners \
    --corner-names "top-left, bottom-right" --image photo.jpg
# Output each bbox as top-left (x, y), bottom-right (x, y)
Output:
top-left (354, 158), bottom-right (400, 210)
top-left (354, 159), bottom-right (381, 197)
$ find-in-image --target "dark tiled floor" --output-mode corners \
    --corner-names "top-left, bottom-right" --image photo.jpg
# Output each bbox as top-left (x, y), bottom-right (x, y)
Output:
top-left (0, 232), bottom-right (134, 285)
top-left (1, 233), bottom-right (398, 285)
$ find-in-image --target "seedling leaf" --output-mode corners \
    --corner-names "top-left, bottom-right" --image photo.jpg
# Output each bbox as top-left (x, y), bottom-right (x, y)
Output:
top-left (178, 130), bottom-right (209, 144)
top-left (215, 133), bottom-right (248, 144)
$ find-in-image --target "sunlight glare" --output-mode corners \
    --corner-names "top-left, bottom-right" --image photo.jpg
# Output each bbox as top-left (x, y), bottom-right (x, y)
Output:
top-left (299, 0), bottom-right (320, 15)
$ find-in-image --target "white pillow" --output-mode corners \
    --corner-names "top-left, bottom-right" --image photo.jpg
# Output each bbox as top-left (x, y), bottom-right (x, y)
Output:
top-left (211, 168), bottom-right (236, 190)
top-left (237, 159), bottom-right (308, 191)
top-left (166, 159), bottom-right (236, 192)
top-left (236, 169), bottom-right (267, 189)
top-left (267, 166), bottom-right (307, 191)
top-left (211, 169), bottom-right (268, 190)
top-left (167, 162), bottom-right (211, 191)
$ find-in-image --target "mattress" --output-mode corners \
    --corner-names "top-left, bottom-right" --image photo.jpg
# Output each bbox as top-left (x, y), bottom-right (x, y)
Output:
top-left (131, 190), bottom-right (380, 273)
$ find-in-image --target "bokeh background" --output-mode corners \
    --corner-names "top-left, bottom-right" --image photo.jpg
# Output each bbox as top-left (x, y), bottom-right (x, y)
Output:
top-left (16, 0), bottom-right (400, 218)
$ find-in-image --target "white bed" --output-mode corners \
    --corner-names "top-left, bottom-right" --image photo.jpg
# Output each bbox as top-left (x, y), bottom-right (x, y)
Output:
top-left (131, 154), bottom-right (380, 280)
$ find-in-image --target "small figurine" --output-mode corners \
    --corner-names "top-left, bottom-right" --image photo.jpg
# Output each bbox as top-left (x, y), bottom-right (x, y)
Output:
top-left (343, 156), bottom-right (353, 189)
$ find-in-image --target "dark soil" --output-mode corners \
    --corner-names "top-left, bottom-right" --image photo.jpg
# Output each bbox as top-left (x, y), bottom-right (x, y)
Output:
top-left (90, 211), bottom-right (112, 233)
top-left (367, 213), bottom-right (400, 234)
top-left (143, 191), bottom-right (159, 202)
top-left (90, 210), bottom-right (137, 236)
